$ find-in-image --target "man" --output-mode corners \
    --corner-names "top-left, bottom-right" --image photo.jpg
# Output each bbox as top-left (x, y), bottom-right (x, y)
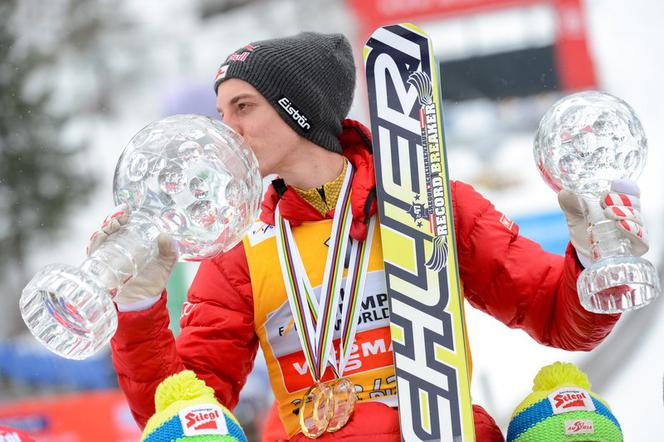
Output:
top-left (98, 32), bottom-right (648, 440)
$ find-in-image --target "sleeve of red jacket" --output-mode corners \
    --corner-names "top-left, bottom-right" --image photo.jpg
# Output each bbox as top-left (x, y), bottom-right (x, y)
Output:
top-left (110, 242), bottom-right (259, 428)
top-left (451, 180), bottom-right (620, 350)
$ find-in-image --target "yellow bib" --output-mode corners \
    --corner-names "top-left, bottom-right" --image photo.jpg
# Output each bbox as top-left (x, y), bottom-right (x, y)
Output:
top-left (243, 217), bottom-right (473, 436)
top-left (243, 219), bottom-right (396, 437)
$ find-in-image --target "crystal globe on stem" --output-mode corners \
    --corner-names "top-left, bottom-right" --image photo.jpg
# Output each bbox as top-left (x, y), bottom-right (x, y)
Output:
top-left (534, 91), bottom-right (660, 313)
top-left (20, 115), bottom-right (262, 359)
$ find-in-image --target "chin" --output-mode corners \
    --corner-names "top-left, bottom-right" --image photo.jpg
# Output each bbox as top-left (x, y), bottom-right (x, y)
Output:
top-left (256, 161), bottom-right (267, 176)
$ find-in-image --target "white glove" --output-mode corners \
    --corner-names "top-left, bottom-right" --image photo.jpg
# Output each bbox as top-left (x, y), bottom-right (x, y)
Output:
top-left (558, 179), bottom-right (648, 265)
top-left (87, 205), bottom-right (178, 309)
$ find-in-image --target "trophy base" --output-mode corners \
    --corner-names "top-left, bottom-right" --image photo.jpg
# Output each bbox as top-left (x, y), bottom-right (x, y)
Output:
top-left (577, 256), bottom-right (661, 314)
top-left (20, 264), bottom-right (118, 360)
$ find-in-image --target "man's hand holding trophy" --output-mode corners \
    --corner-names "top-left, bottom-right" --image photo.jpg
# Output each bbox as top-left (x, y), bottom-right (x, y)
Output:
top-left (535, 91), bottom-right (660, 314)
top-left (20, 115), bottom-right (262, 359)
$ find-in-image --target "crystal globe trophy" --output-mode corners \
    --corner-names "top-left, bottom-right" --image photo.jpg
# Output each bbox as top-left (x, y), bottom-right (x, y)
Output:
top-left (534, 91), bottom-right (660, 313)
top-left (20, 114), bottom-right (262, 359)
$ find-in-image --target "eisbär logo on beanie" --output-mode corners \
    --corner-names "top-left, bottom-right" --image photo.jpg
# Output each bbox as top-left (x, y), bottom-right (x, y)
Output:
top-left (278, 96), bottom-right (311, 132)
top-left (179, 404), bottom-right (228, 436)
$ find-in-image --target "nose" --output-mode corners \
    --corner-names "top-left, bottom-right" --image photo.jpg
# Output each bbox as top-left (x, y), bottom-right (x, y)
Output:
top-left (221, 114), bottom-right (242, 137)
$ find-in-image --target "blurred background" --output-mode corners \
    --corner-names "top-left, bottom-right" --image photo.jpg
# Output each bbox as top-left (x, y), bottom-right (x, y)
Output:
top-left (0, 0), bottom-right (662, 440)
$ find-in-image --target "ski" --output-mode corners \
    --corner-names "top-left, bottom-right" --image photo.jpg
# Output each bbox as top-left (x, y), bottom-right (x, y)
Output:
top-left (364, 24), bottom-right (475, 441)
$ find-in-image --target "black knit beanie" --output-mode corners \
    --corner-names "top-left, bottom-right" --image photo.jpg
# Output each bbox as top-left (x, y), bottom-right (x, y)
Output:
top-left (213, 32), bottom-right (355, 154)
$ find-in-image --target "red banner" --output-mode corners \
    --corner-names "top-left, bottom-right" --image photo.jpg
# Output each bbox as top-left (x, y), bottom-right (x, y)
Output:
top-left (553, 0), bottom-right (597, 89)
top-left (0, 390), bottom-right (141, 442)
top-left (349, 0), bottom-right (543, 30)
top-left (348, 0), bottom-right (597, 91)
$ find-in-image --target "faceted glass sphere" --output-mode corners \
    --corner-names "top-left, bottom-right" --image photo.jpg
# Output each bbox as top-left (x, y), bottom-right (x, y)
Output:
top-left (534, 91), bottom-right (647, 196)
top-left (113, 114), bottom-right (261, 261)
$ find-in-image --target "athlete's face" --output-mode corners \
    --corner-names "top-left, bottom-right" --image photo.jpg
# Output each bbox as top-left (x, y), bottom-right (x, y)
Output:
top-left (216, 79), bottom-right (300, 177)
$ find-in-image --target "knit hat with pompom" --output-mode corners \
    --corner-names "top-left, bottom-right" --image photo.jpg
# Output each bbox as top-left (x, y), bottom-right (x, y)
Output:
top-left (141, 370), bottom-right (247, 442)
top-left (507, 362), bottom-right (623, 441)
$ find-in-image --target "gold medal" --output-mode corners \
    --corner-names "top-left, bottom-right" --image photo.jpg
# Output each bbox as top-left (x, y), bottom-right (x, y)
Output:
top-left (299, 382), bottom-right (334, 439)
top-left (326, 377), bottom-right (357, 432)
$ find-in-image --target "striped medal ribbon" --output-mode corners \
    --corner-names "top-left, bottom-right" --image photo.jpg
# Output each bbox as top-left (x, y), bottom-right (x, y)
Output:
top-left (275, 161), bottom-right (375, 438)
top-left (323, 214), bottom-right (376, 435)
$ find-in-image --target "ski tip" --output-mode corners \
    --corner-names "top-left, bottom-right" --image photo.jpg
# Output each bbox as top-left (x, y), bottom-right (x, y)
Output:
top-left (364, 22), bottom-right (431, 63)
top-left (401, 22), bottom-right (427, 36)
top-left (368, 22), bottom-right (429, 38)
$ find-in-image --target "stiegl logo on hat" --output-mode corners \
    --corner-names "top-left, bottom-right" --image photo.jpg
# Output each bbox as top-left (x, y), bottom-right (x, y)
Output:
top-left (548, 387), bottom-right (595, 414)
top-left (179, 404), bottom-right (229, 436)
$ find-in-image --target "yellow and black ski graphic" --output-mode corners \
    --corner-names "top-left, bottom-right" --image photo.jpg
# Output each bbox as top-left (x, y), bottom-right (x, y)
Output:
top-left (364, 23), bottom-right (475, 441)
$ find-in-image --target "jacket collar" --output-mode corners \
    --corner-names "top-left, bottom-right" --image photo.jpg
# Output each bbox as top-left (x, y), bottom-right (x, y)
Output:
top-left (259, 119), bottom-right (377, 241)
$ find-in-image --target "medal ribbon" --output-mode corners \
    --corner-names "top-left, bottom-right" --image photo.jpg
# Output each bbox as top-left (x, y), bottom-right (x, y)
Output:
top-left (312, 170), bottom-right (354, 379)
top-left (337, 215), bottom-right (375, 376)
top-left (275, 212), bottom-right (319, 380)
top-left (276, 161), bottom-right (375, 383)
top-left (276, 162), bottom-right (353, 381)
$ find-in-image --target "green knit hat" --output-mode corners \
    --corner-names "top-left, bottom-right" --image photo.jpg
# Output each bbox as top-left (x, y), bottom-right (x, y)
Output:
top-left (141, 371), bottom-right (247, 442)
top-left (507, 362), bottom-right (623, 441)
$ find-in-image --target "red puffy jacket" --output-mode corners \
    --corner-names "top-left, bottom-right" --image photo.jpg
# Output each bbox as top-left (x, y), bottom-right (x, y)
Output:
top-left (111, 119), bottom-right (619, 441)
